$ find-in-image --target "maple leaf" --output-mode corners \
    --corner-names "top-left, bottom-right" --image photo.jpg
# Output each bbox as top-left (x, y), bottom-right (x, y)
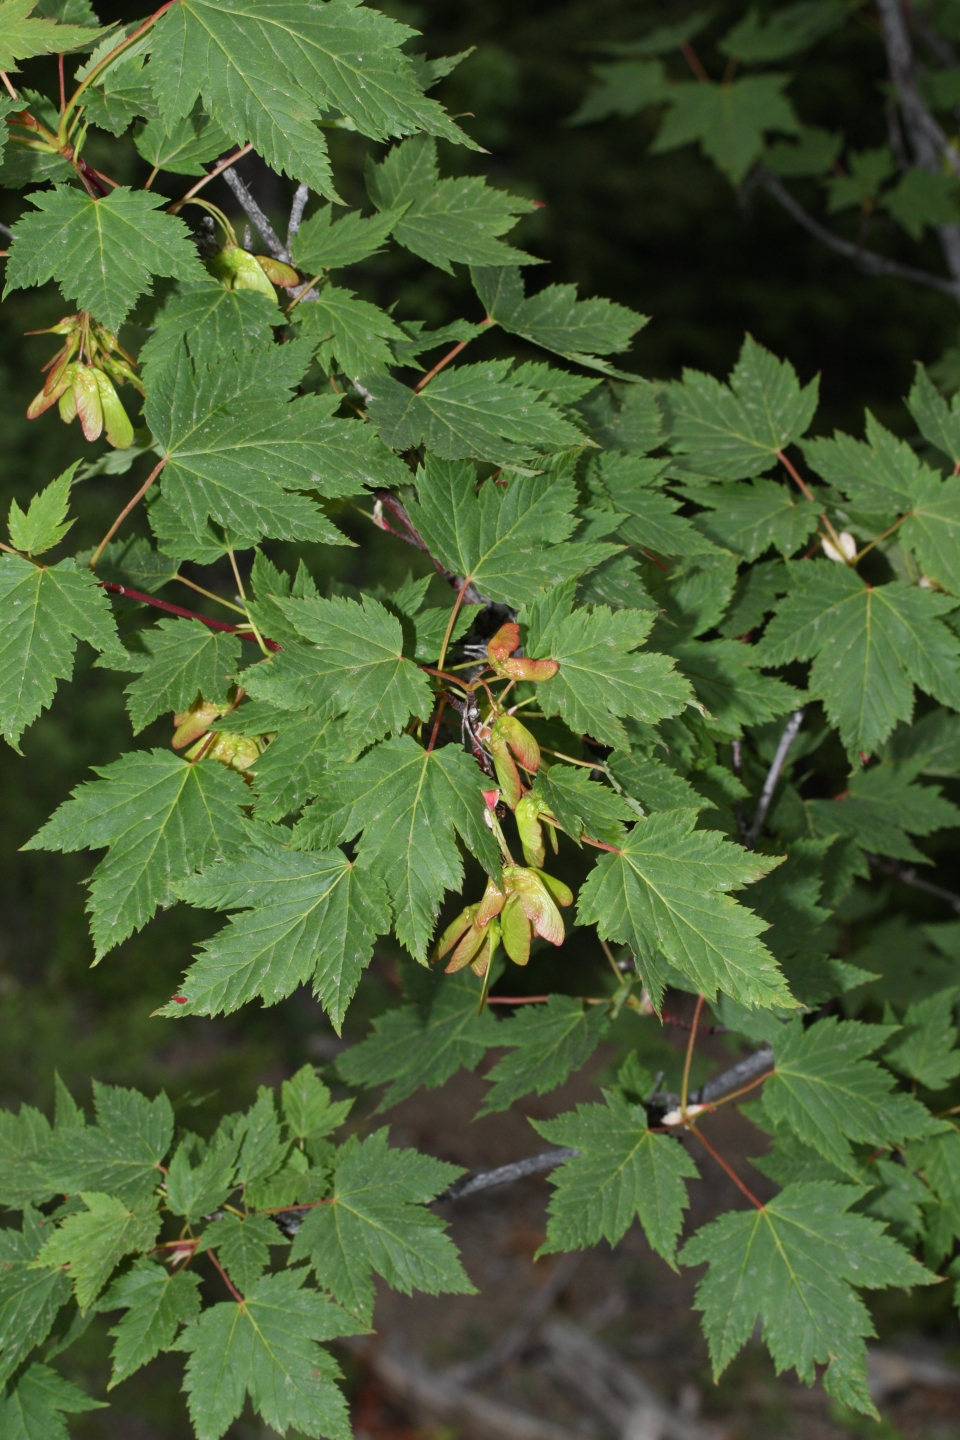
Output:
top-left (522, 580), bottom-right (692, 746)
top-left (0, 1364), bottom-right (103, 1440)
top-left (289, 1129), bottom-right (471, 1323)
top-left (133, 107), bottom-right (231, 177)
top-left (885, 988), bottom-right (960, 1090)
top-left (534, 1089), bottom-right (698, 1266)
top-left (34, 1192), bottom-right (160, 1312)
top-left (363, 361), bottom-right (588, 470)
top-left (242, 592), bottom-right (433, 742)
top-left (757, 563), bottom-right (960, 760)
top-left (290, 202), bottom-right (399, 272)
top-left (295, 735), bottom-right (501, 959)
top-left (764, 1017), bottom-right (936, 1174)
top-left (367, 135), bottom-right (536, 272)
top-left (479, 996), bottom-right (611, 1115)
top-left (149, 0), bottom-right (474, 201)
top-left (800, 765), bottom-right (960, 865)
top-left (681, 1182), bottom-right (935, 1415)
top-left (96, 1260), bottom-right (201, 1389)
top-left (295, 284), bottom-right (407, 376)
top-left (0, 1210), bottom-right (71, 1386)
top-left (530, 764), bottom-right (637, 846)
top-left (0, 0), bottom-right (102, 70)
top-left (405, 455), bottom-right (617, 606)
top-left (907, 362), bottom-right (960, 469)
top-left (576, 810), bottom-right (790, 1011)
top-left (37, 1081), bottom-right (173, 1205)
top-left (3, 186), bottom-right (205, 330)
top-left (0, 555), bottom-right (125, 751)
top-left (164, 825), bottom-right (389, 1031)
top-left (338, 969), bottom-right (499, 1108)
top-left (25, 750), bottom-right (248, 958)
top-left (121, 618), bottom-right (242, 733)
top-left (472, 263), bottom-right (647, 374)
top-left (692, 478), bottom-right (819, 559)
top-left (653, 74), bottom-right (800, 184)
top-left (664, 335), bottom-right (818, 479)
top-left (196, 1213), bottom-right (285, 1294)
top-left (138, 280), bottom-right (281, 373)
top-left (174, 1270), bottom-right (357, 1440)
top-left (7, 462), bottom-right (77, 557)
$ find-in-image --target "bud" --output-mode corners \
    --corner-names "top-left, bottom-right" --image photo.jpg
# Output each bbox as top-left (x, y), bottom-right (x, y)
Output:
top-left (255, 255), bottom-right (300, 286)
top-left (821, 530), bottom-right (857, 563)
top-left (919, 575), bottom-right (935, 589)
top-left (172, 699), bottom-right (224, 750)
top-left (72, 366), bottom-right (103, 442)
top-left (94, 369), bottom-right (134, 449)
top-left (210, 245), bottom-right (278, 299)
top-left (486, 621), bottom-right (558, 682)
top-left (487, 621), bottom-right (521, 665)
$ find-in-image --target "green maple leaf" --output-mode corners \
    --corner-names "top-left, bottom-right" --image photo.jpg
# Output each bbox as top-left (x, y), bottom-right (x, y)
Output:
top-left (34, 1192), bottom-right (160, 1312)
top-left (338, 970), bottom-right (499, 1108)
top-left (282, 1063), bottom-right (352, 1143)
top-left (0, 555), bottom-right (125, 751)
top-left (880, 169), bottom-right (960, 239)
top-left (149, 0), bottom-right (474, 201)
top-left (570, 57), bottom-right (669, 124)
top-left (693, 478), bottom-right (819, 559)
top-left (653, 74), bottom-right (800, 184)
top-left (800, 765), bottom-right (960, 864)
top-left (665, 335), bottom-right (818, 479)
top-left (592, 452), bottom-right (720, 558)
top-left (243, 592), bottom-right (433, 741)
top-left (7, 462), bottom-right (78, 557)
top-left (479, 996), bottom-right (611, 1115)
top-left (25, 749), bottom-right (248, 958)
top-left (164, 1130), bottom-right (240, 1222)
top-left (133, 107), bottom-right (231, 177)
top-left (138, 281), bottom-right (281, 373)
top-left (886, 988), bottom-right (960, 1090)
top-left (607, 748), bottom-right (704, 813)
top-left (472, 263), bottom-right (647, 373)
top-left (364, 361), bottom-right (588, 470)
top-left (174, 1269), bottom-right (357, 1440)
top-left (0, 1210), bottom-right (71, 1386)
top-left (530, 764), bottom-right (637, 846)
top-left (757, 563), bottom-right (960, 760)
top-left (534, 1089), bottom-right (698, 1266)
top-left (197, 1213), bottom-right (284, 1294)
top-left (0, 0), bottom-right (102, 69)
top-left (96, 1259), bottom-right (201, 1388)
top-left (900, 472), bottom-right (960, 596)
top-left (121, 618), bottom-right (241, 733)
top-left (764, 1018), bottom-right (936, 1174)
top-left (576, 810), bottom-right (790, 1011)
top-left (522, 580), bottom-right (692, 746)
top-left (290, 202), bottom-right (399, 272)
top-left (405, 455), bottom-right (617, 605)
top-left (144, 333), bottom-right (370, 552)
top-left (719, 2), bottom-right (846, 62)
top-left (37, 1081), bottom-right (173, 1204)
top-left (681, 1182), bottom-right (935, 1415)
top-left (289, 1129), bottom-right (470, 1323)
top-left (295, 284), bottom-right (407, 377)
top-left (669, 638), bottom-right (804, 737)
top-left (907, 362), bottom-right (960, 468)
top-left (0, 1364), bottom-right (103, 1440)
top-left (295, 735), bottom-right (501, 959)
top-left (249, 708), bottom-right (356, 822)
top-left (802, 409), bottom-right (920, 515)
top-left (368, 135), bottom-right (535, 272)
top-left (164, 825), bottom-right (389, 1031)
top-left (3, 185), bottom-right (205, 330)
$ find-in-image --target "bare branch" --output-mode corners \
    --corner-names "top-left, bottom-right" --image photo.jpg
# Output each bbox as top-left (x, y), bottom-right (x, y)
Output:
top-left (744, 707), bottom-right (805, 848)
top-left (287, 181), bottom-right (309, 244)
top-left (758, 170), bottom-right (960, 301)
top-left (439, 1148), bottom-right (581, 1202)
top-left (222, 167), bottom-right (290, 262)
top-left (0, 220), bottom-right (12, 242)
top-left (866, 853), bottom-right (960, 914)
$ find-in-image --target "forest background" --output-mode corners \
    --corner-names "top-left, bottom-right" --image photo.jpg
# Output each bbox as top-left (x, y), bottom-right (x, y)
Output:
top-left (4, 0), bottom-right (960, 1435)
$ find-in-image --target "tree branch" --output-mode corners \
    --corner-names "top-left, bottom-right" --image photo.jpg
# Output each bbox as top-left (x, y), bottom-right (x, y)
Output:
top-left (222, 167), bottom-right (291, 262)
top-left (866, 853), bottom-right (960, 913)
top-left (744, 708), bottom-right (805, 848)
top-left (287, 181), bottom-right (309, 244)
top-left (372, 489), bottom-right (487, 604)
top-left (758, 169), bottom-right (960, 301)
top-left (99, 582), bottom-right (281, 650)
top-left (439, 1148), bottom-right (582, 1202)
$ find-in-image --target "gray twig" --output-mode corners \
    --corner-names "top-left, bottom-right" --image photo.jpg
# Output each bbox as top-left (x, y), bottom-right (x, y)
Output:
top-left (222, 168), bottom-right (290, 262)
top-left (758, 170), bottom-right (960, 301)
top-left (744, 708), bottom-right (805, 849)
top-left (439, 1148), bottom-right (581, 1202)
top-left (0, 220), bottom-right (13, 243)
top-left (287, 182), bottom-right (309, 244)
top-left (866, 853), bottom-right (960, 914)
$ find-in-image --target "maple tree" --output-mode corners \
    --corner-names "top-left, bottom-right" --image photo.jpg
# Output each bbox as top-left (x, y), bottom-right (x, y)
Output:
top-left (1, 0), bottom-right (960, 1435)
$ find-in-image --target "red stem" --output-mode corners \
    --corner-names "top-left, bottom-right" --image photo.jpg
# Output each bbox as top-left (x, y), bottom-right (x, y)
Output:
top-left (689, 1124), bottom-right (763, 1209)
top-left (680, 41), bottom-right (710, 82)
top-left (99, 582), bottom-right (281, 650)
top-left (206, 1247), bottom-right (245, 1303)
top-left (777, 448), bottom-right (816, 503)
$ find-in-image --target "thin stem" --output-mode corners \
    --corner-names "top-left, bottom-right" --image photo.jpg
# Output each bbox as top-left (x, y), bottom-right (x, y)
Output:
top-left (58, 54), bottom-right (65, 112)
top-left (167, 144), bottom-right (254, 215)
top-left (61, 1), bottom-right (177, 136)
top-left (0, 71), bottom-right (18, 100)
top-left (415, 322), bottom-right (492, 393)
top-left (0, 539), bottom-right (33, 561)
top-left (99, 581), bottom-right (278, 644)
top-left (680, 995), bottom-right (705, 1116)
top-left (866, 853), bottom-right (960, 914)
top-left (688, 1124), bottom-right (763, 1208)
top-left (285, 273), bottom-right (321, 313)
top-left (539, 747), bottom-right (597, 769)
top-left (88, 457), bottom-right (167, 570)
top-left (777, 448), bottom-right (848, 554)
top-left (599, 938), bottom-right (624, 985)
top-left (227, 548), bottom-right (270, 658)
top-left (144, 164), bottom-right (159, 190)
top-left (486, 995), bottom-right (551, 1005)
top-left (175, 195), bottom-right (237, 245)
top-left (174, 574), bottom-right (248, 615)
top-left (679, 41), bottom-right (709, 82)
top-left (855, 512), bottom-right (908, 562)
top-left (579, 834), bottom-right (622, 855)
top-left (744, 708), bottom-right (805, 849)
top-left (206, 1247), bottom-right (244, 1303)
top-left (426, 694), bottom-right (448, 753)
top-left (706, 1069), bottom-right (775, 1109)
top-left (436, 584), bottom-right (468, 672)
